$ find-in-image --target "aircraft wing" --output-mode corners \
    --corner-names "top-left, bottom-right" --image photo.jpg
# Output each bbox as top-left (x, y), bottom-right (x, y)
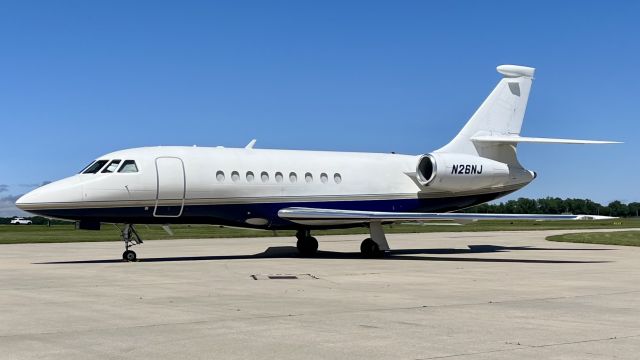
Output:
top-left (277, 207), bottom-right (615, 226)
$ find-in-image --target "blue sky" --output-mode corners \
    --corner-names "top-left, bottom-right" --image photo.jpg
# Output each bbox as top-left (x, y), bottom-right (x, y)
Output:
top-left (1, 1), bottom-right (638, 215)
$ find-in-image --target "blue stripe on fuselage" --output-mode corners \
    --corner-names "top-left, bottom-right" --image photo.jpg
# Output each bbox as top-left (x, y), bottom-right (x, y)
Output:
top-left (26, 191), bottom-right (512, 230)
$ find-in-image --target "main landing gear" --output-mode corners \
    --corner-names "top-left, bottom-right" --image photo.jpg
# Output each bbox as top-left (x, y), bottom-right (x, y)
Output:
top-left (295, 222), bottom-right (390, 258)
top-left (360, 238), bottom-right (382, 258)
top-left (360, 221), bottom-right (390, 258)
top-left (120, 224), bottom-right (143, 262)
top-left (296, 229), bottom-right (318, 257)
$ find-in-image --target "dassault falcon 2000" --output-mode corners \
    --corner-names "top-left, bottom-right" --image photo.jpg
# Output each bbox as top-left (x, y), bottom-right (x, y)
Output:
top-left (16, 65), bottom-right (619, 261)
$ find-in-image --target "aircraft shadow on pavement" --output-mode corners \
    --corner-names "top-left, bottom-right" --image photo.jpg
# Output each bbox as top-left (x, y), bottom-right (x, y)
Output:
top-left (36, 244), bottom-right (612, 265)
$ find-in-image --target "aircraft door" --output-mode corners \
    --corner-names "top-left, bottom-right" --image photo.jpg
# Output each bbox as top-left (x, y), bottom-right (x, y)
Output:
top-left (154, 157), bottom-right (185, 217)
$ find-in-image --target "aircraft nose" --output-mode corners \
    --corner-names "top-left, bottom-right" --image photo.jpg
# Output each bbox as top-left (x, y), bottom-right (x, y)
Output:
top-left (15, 188), bottom-right (50, 216)
top-left (14, 190), bottom-right (49, 210)
top-left (15, 187), bottom-right (55, 212)
top-left (15, 178), bottom-right (83, 213)
top-left (14, 193), bottom-right (31, 210)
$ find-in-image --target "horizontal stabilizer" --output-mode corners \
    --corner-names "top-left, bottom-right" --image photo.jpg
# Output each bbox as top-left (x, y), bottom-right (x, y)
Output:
top-left (470, 135), bottom-right (621, 145)
top-left (278, 207), bottom-right (616, 226)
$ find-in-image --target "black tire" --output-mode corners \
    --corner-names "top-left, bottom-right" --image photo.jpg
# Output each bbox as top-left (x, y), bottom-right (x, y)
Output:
top-left (297, 236), bottom-right (319, 257)
top-left (122, 250), bottom-right (137, 262)
top-left (360, 238), bottom-right (382, 258)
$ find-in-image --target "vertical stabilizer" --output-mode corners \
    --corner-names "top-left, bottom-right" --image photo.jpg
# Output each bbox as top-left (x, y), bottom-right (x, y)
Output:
top-left (436, 65), bottom-right (535, 163)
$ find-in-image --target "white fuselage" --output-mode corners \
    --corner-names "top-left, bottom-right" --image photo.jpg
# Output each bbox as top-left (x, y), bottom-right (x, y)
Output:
top-left (16, 146), bottom-right (533, 229)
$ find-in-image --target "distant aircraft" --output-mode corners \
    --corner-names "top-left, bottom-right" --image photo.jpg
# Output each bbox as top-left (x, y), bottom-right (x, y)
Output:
top-left (16, 65), bottom-right (619, 261)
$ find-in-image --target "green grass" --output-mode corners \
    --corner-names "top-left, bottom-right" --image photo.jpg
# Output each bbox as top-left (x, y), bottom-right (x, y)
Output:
top-left (1, 218), bottom-right (639, 244)
top-left (547, 230), bottom-right (640, 247)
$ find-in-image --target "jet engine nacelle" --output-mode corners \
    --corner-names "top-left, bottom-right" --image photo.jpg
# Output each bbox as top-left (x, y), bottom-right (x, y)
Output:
top-left (416, 153), bottom-right (512, 191)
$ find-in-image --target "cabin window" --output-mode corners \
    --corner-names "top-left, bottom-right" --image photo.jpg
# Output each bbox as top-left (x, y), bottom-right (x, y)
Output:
top-left (275, 172), bottom-right (283, 183)
top-left (320, 173), bottom-right (328, 183)
top-left (102, 160), bottom-right (122, 173)
top-left (334, 173), bottom-right (342, 184)
top-left (231, 171), bottom-right (240, 182)
top-left (305, 172), bottom-right (313, 183)
top-left (246, 171), bottom-right (255, 182)
top-left (261, 171), bottom-right (269, 182)
top-left (216, 171), bottom-right (225, 182)
top-left (289, 172), bottom-right (297, 183)
top-left (83, 160), bottom-right (109, 174)
top-left (118, 160), bottom-right (139, 173)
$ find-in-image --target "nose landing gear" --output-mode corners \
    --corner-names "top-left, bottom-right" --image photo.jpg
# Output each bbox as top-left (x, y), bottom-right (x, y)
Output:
top-left (119, 224), bottom-right (143, 262)
top-left (123, 249), bottom-right (137, 262)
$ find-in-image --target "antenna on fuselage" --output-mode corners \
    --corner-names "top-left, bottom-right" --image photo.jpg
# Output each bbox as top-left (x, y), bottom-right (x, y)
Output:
top-left (245, 139), bottom-right (257, 149)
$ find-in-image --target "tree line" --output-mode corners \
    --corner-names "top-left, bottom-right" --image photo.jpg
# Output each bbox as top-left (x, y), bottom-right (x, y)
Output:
top-left (463, 197), bottom-right (640, 217)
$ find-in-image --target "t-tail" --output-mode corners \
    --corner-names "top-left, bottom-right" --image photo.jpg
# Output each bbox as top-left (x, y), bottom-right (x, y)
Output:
top-left (435, 65), bottom-right (620, 166)
top-left (415, 65), bottom-right (620, 192)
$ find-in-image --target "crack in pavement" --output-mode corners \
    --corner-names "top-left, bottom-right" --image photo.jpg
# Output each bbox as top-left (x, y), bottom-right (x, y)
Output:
top-left (417, 333), bottom-right (640, 359)
top-left (2, 289), bottom-right (639, 339)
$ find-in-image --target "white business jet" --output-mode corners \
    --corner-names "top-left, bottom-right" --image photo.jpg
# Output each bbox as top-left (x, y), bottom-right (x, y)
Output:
top-left (16, 65), bottom-right (619, 261)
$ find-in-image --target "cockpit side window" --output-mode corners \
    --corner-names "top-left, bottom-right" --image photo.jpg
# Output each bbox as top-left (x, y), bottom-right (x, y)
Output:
top-left (118, 160), bottom-right (139, 173)
top-left (101, 160), bottom-right (122, 173)
top-left (79, 161), bottom-right (96, 174)
top-left (83, 160), bottom-right (109, 174)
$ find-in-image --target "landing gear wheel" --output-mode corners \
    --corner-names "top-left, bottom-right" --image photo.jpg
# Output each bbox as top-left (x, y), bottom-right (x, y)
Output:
top-left (360, 238), bottom-right (382, 258)
top-left (297, 236), bottom-right (319, 257)
top-left (122, 250), bottom-right (137, 262)
top-left (119, 224), bottom-right (143, 261)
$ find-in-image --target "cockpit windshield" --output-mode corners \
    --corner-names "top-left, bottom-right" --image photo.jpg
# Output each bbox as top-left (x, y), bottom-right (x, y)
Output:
top-left (80, 159), bottom-right (138, 174)
top-left (101, 160), bottom-right (121, 173)
top-left (82, 160), bottom-right (109, 174)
